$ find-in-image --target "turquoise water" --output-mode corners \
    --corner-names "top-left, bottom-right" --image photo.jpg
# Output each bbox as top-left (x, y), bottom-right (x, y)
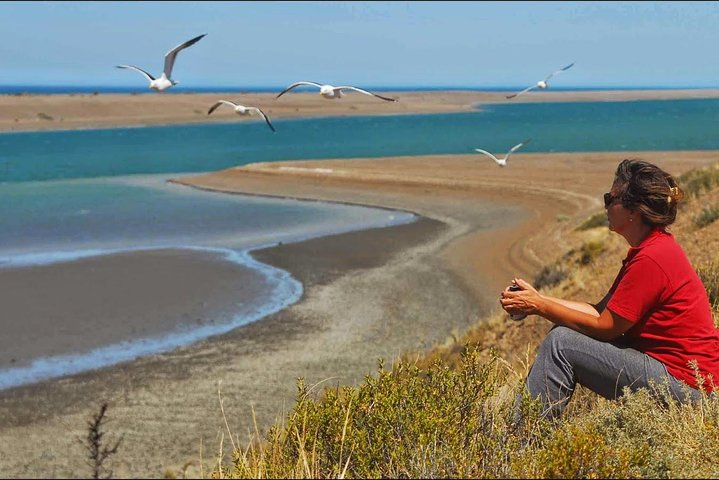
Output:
top-left (1, 98), bottom-right (719, 183)
top-left (0, 175), bottom-right (414, 260)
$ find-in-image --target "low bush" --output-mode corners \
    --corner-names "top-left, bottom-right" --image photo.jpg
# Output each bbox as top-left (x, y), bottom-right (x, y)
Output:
top-left (677, 166), bottom-right (719, 199)
top-left (534, 262), bottom-right (569, 290)
top-left (694, 204), bottom-right (719, 228)
top-left (216, 349), bottom-right (530, 479)
top-left (576, 212), bottom-right (608, 231)
top-left (213, 354), bottom-right (719, 479)
top-left (579, 240), bottom-right (606, 265)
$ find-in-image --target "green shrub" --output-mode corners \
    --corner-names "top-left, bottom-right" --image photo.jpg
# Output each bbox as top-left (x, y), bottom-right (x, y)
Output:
top-left (520, 421), bottom-right (651, 478)
top-left (576, 212), bottom-right (608, 231)
top-left (534, 262), bottom-right (569, 290)
top-left (579, 240), bottom-right (606, 265)
top-left (677, 166), bottom-right (719, 198)
top-left (697, 259), bottom-right (719, 311)
top-left (694, 204), bottom-right (719, 228)
top-left (213, 349), bottom-right (719, 479)
top-left (514, 385), bottom-right (719, 479)
top-left (220, 349), bottom-right (527, 479)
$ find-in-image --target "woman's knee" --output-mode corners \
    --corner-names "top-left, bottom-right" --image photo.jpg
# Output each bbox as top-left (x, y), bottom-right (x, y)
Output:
top-left (544, 325), bottom-right (584, 348)
top-left (535, 326), bottom-right (594, 363)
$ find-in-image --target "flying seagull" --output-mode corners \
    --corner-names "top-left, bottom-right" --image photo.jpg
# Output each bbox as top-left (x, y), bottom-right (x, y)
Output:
top-left (506, 63), bottom-right (574, 99)
top-left (207, 100), bottom-right (276, 132)
top-left (276, 81), bottom-right (397, 102)
top-left (116, 34), bottom-right (206, 92)
top-left (474, 139), bottom-right (531, 167)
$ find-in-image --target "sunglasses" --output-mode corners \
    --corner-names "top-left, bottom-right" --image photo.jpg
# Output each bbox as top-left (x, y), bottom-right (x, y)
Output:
top-left (603, 192), bottom-right (618, 208)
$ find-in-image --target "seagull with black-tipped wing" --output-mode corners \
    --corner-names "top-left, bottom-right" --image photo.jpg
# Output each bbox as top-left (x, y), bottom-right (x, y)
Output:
top-left (506, 63), bottom-right (574, 99)
top-left (276, 81), bottom-right (397, 102)
top-left (116, 34), bottom-right (206, 92)
top-left (474, 139), bottom-right (531, 167)
top-left (207, 100), bottom-right (276, 132)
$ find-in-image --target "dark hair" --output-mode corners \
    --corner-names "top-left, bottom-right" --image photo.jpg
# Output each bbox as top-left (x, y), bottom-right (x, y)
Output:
top-left (613, 158), bottom-right (684, 227)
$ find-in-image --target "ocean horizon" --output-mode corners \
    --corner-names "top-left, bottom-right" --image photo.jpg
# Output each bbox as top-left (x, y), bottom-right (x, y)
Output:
top-left (1, 85), bottom-right (718, 95)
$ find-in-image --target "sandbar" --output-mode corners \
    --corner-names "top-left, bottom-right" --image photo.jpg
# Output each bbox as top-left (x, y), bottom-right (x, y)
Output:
top-left (3, 89), bottom-right (719, 132)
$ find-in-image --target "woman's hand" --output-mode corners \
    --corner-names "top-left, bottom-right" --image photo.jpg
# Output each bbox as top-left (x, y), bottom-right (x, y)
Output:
top-left (500, 277), bottom-right (545, 317)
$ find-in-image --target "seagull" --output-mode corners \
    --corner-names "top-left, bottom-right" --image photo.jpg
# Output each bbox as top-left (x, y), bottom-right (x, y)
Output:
top-left (506, 63), bottom-right (575, 99)
top-left (207, 100), bottom-right (276, 132)
top-left (474, 139), bottom-right (531, 167)
top-left (276, 81), bottom-right (397, 102)
top-left (116, 34), bottom-right (206, 92)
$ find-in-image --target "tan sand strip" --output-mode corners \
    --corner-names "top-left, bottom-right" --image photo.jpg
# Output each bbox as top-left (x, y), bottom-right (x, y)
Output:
top-left (3, 89), bottom-right (719, 133)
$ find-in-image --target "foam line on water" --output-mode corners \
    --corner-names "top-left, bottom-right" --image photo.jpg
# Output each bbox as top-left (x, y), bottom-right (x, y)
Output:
top-left (0, 245), bottom-right (301, 390)
top-left (0, 210), bottom-right (416, 269)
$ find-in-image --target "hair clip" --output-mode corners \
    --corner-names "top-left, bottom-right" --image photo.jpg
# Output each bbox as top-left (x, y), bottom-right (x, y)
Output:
top-left (667, 186), bottom-right (680, 204)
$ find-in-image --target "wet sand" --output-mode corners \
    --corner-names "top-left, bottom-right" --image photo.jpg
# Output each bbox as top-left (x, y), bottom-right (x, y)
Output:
top-left (1, 149), bottom-right (717, 477)
top-left (0, 248), bottom-right (270, 371)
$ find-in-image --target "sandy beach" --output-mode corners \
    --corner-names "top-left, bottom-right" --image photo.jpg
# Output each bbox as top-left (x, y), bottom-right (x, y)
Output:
top-left (1, 91), bottom-right (719, 477)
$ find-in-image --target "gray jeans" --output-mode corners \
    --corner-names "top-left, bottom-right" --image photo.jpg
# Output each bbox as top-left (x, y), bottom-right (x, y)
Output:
top-left (522, 325), bottom-right (703, 420)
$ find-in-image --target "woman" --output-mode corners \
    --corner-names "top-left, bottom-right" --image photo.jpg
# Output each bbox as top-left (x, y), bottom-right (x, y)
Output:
top-left (501, 159), bottom-right (719, 419)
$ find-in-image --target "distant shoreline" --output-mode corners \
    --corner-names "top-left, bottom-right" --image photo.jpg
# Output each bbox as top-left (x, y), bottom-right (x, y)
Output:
top-left (3, 88), bottom-right (719, 133)
top-left (3, 86), bottom-right (718, 95)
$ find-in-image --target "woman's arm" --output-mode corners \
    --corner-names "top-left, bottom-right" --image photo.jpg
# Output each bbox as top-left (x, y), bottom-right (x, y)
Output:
top-left (538, 296), bottom-right (633, 341)
top-left (539, 289), bottom-right (613, 317)
top-left (536, 295), bottom-right (600, 317)
top-left (501, 278), bottom-right (633, 341)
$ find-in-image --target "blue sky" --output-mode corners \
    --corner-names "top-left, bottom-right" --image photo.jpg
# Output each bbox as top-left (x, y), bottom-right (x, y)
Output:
top-left (1, 1), bottom-right (718, 88)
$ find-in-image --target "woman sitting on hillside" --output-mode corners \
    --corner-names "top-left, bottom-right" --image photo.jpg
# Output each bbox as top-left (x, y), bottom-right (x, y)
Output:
top-left (501, 158), bottom-right (719, 419)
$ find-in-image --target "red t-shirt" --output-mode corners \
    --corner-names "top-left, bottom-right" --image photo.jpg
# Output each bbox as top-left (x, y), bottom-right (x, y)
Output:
top-left (607, 228), bottom-right (719, 391)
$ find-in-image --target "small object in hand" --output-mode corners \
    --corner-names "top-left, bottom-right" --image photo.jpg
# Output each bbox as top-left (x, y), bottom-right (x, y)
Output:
top-left (508, 284), bottom-right (527, 321)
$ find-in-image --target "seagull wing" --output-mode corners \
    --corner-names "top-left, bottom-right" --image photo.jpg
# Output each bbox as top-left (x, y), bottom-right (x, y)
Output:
top-left (337, 86), bottom-right (397, 102)
top-left (474, 148), bottom-right (502, 164)
top-left (207, 100), bottom-right (237, 115)
top-left (116, 64), bottom-right (155, 81)
top-left (543, 62), bottom-right (575, 83)
top-left (250, 107), bottom-right (276, 132)
top-left (506, 85), bottom-right (534, 99)
top-left (276, 81), bottom-right (323, 99)
top-left (508, 138), bottom-right (531, 155)
top-left (163, 33), bottom-right (206, 78)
